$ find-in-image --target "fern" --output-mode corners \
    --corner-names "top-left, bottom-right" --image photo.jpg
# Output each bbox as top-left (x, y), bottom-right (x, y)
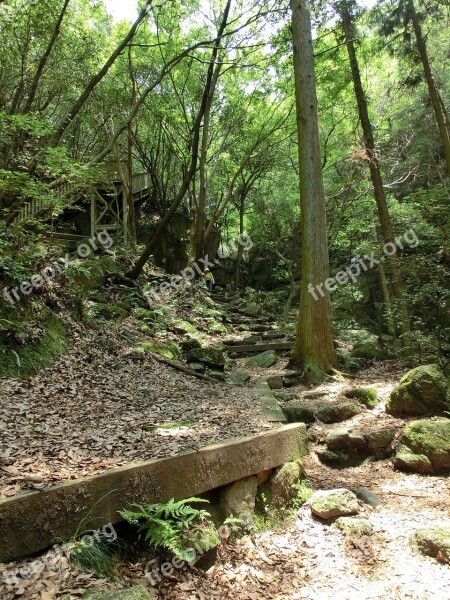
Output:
top-left (119, 497), bottom-right (212, 559)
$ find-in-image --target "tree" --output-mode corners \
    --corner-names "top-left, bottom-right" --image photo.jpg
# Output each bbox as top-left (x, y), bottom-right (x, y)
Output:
top-left (337, 0), bottom-right (410, 342)
top-left (289, 0), bottom-right (336, 378)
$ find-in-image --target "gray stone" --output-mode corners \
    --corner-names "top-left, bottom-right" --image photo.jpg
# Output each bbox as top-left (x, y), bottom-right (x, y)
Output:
top-left (246, 350), bottom-right (277, 369)
top-left (326, 430), bottom-right (367, 453)
top-left (267, 461), bottom-right (302, 508)
top-left (334, 517), bottom-right (374, 537)
top-left (366, 428), bottom-right (397, 458)
top-left (283, 404), bottom-right (316, 424)
top-left (186, 348), bottom-right (225, 369)
top-left (310, 488), bottom-right (359, 520)
top-left (316, 402), bottom-right (361, 424)
top-left (266, 376), bottom-right (284, 390)
top-left (219, 476), bottom-right (258, 527)
top-left (229, 369), bottom-right (251, 385)
top-left (393, 418), bottom-right (450, 473)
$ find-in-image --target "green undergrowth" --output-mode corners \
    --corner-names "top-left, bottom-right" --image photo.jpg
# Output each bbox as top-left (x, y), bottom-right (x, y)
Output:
top-left (254, 479), bottom-right (313, 532)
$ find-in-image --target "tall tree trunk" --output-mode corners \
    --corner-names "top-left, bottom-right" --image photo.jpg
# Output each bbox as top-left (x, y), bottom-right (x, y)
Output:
top-left (127, 48), bottom-right (137, 248)
top-left (192, 62), bottom-right (221, 263)
top-left (339, 0), bottom-right (410, 341)
top-left (234, 193), bottom-right (246, 290)
top-left (289, 0), bottom-right (336, 378)
top-left (407, 0), bottom-right (450, 177)
top-left (126, 0), bottom-right (232, 280)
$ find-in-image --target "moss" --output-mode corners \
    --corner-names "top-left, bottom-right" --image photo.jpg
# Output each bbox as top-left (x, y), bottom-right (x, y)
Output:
top-left (139, 340), bottom-right (180, 360)
top-left (0, 314), bottom-right (68, 378)
top-left (316, 402), bottom-right (361, 424)
top-left (413, 526), bottom-right (450, 564)
top-left (246, 350), bottom-right (277, 369)
top-left (334, 517), bottom-right (373, 537)
top-left (394, 418), bottom-right (450, 472)
top-left (186, 348), bottom-right (225, 369)
top-left (386, 364), bottom-right (449, 417)
top-left (345, 387), bottom-right (378, 408)
top-left (134, 308), bottom-right (157, 322)
top-left (171, 320), bottom-right (198, 335)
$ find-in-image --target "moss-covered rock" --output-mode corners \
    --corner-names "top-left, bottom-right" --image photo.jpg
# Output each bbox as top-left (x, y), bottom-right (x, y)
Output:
top-left (267, 460), bottom-right (303, 508)
top-left (171, 320), bottom-right (198, 335)
top-left (282, 404), bottom-right (316, 424)
top-left (365, 428), bottom-right (397, 458)
top-left (139, 340), bottom-right (180, 360)
top-left (91, 303), bottom-right (129, 321)
top-left (344, 387), bottom-right (378, 408)
top-left (394, 418), bottom-right (450, 473)
top-left (229, 369), bottom-right (251, 385)
top-left (98, 254), bottom-right (123, 275)
top-left (386, 365), bottom-right (449, 417)
top-left (352, 343), bottom-right (385, 360)
top-left (316, 402), bottom-right (361, 424)
top-left (413, 526), bottom-right (450, 564)
top-left (326, 429), bottom-right (367, 453)
top-left (180, 335), bottom-right (202, 352)
top-left (242, 303), bottom-right (261, 317)
top-left (66, 259), bottom-right (104, 292)
top-left (246, 350), bottom-right (277, 369)
top-left (265, 375), bottom-right (284, 390)
top-left (334, 517), bottom-right (374, 537)
top-left (310, 488), bottom-right (359, 520)
top-left (186, 347), bottom-right (225, 369)
top-left (134, 308), bottom-right (157, 322)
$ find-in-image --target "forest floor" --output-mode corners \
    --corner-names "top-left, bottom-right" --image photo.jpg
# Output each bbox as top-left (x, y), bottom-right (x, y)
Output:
top-left (1, 292), bottom-right (449, 599)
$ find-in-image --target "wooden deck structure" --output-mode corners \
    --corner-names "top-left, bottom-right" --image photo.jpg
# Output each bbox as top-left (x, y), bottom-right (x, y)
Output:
top-left (14, 172), bottom-right (151, 243)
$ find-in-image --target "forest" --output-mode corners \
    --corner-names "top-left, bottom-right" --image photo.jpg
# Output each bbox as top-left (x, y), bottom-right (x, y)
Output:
top-left (0, 0), bottom-right (449, 598)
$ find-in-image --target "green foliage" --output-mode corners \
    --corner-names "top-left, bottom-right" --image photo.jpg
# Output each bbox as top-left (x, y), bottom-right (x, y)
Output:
top-left (119, 497), bottom-right (213, 560)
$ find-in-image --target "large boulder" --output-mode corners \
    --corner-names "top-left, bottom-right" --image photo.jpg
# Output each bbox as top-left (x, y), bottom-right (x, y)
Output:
top-left (394, 418), bottom-right (450, 473)
top-left (318, 430), bottom-right (368, 467)
top-left (413, 526), bottom-right (450, 564)
top-left (310, 488), bottom-right (359, 520)
top-left (365, 428), bottom-right (397, 458)
top-left (386, 364), bottom-right (449, 417)
top-left (246, 350), bottom-right (277, 369)
top-left (186, 347), bottom-right (225, 370)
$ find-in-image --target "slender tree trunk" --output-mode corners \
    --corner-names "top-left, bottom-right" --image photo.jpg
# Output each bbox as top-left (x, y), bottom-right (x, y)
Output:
top-left (289, 0), bottom-right (336, 378)
top-left (22, 0), bottom-right (71, 114)
top-left (234, 193), bottom-right (246, 290)
top-left (126, 0), bottom-right (232, 280)
top-left (193, 62), bottom-right (221, 263)
top-left (407, 0), bottom-right (450, 177)
top-left (339, 0), bottom-right (410, 341)
top-left (127, 49), bottom-right (137, 247)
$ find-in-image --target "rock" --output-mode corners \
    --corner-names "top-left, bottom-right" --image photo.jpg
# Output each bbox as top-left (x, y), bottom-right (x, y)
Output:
top-left (274, 392), bottom-right (299, 401)
top-left (246, 350), bottom-right (277, 369)
top-left (219, 476), bottom-right (257, 527)
top-left (171, 320), bottom-right (198, 335)
top-left (344, 387), bottom-right (378, 408)
top-left (266, 375), bottom-right (284, 390)
top-left (267, 461), bottom-right (302, 508)
top-left (91, 303), bottom-right (129, 321)
top-left (282, 404), bottom-right (315, 424)
top-left (241, 336), bottom-right (261, 345)
top-left (135, 308), bottom-right (156, 321)
top-left (67, 259), bottom-right (104, 292)
top-left (242, 303), bottom-right (261, 317)
top-left (394, 418), bottom-right (450, 473)
top-left (206, 369), bottom-right (226, 381)
top-left (189, 362), bottom-right (205, 372)
top-left (282, 374), bottom-right (301, 388)
top-left (309, 488), bottom-right (359, 520)
top-left (251, 324), bottom-right (271, 332)
top-left (316, 402), bottom-right (361, 424)
top-left (186, 348), bottom-right (225, 370)
top-left (413, 526), bottom-right (450, 564)
top-left (140, 340), bottom-right (180, 360)
top-left (262, 332), bottom-right (285, 340)
top-left (84, 586), bottom-right (154, 600)
top-left (334, 517), bottom-right (374, 537)
top-left (386, 364), bottom-right (449, 417)
top-left (229, 369), bottom-right (251, 385)
top-left (98, 254), bottom-right (123, 275)
top-left (352, 343), bottom-right (385, 360)
top-left (366, 428), bottom-right (397, 458)
top-left (316, 449), bottom-right (342, 465)
top-left (180, 336), bottom-right (202, 351)
top-left (326, 430), bottom-right (367, 453)
top-left (350, 487), bottom-right (381, 507)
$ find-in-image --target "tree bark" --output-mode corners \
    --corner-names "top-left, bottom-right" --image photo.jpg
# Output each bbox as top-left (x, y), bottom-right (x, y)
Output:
top-left (407, 0), bottom-right (450, 177)
top-left (289, 0), bottom-right (336, 378)
top-left (339, 0), bottom-right (410, 341)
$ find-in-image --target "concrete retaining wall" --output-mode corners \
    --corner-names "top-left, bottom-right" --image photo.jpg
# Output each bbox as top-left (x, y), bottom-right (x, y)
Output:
top-left (0, 423), bottom-right (307, 562)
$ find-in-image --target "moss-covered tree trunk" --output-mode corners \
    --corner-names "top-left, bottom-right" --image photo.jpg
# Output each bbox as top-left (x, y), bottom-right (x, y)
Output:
top-left (289, 0), bottom-right (336, 378)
